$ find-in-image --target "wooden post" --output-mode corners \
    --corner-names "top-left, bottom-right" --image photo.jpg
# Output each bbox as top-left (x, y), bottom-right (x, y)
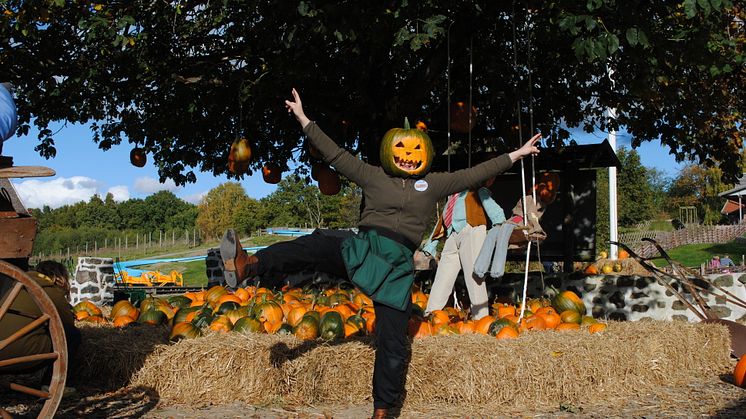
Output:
top-left (172, 230), bottom-right (175, 246)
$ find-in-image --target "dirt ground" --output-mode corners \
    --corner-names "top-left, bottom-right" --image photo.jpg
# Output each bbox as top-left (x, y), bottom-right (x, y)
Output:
top-left (3, 374), bottom-right (745, 418)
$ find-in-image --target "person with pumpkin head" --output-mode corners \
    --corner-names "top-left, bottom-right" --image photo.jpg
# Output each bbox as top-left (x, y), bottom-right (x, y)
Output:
top-left (220, 88), bottom-right (540, 419)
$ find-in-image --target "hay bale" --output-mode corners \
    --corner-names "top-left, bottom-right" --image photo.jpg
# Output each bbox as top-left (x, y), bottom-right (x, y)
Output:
top-left (131, 332), bottom-right (291, 405)
top-left (72, 323), bottom-right (169, 390)
top-left (404, 321), bottom-right (731, 411)
top-left (119, 320), bottom-right (731, 410)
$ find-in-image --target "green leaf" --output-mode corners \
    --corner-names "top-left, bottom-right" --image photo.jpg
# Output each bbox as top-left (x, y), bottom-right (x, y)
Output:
top-left (584, 16), bottom-right (597, 31)
top-left (298, 1), bottom-right (309, 17)
top-left (607, 34), bottom-right (620, 55)
top-left (586, 0), bottom-right (603, 11)
top-left (558, 16), bottom-right (576, 32)
top-left (710, 0), bottom-right (722, 9)
top-left (684, 0), bottom-right (697, 18)
top-left (626, 28), bottom-right (638, 46)
top-left (637, 29), bottom-right (650, 48)
top-left (696, 0), bottom-right (711, 15)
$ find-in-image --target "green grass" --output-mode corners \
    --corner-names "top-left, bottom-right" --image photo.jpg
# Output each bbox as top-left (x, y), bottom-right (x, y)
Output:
top-left (648, 220), bottom-right (674, 232)
top-left (118, 234), bottom-right (294, 288)
top-left (650, 241), bottom-right (746, 268)
top-left (134, 259), bottom-right (208, 287)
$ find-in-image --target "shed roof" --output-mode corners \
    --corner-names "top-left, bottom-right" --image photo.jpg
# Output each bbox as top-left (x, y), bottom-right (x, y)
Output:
top-left (433, 139), bottom-right (621, 172)
top-left (718, 174), bottom-right (746, 197)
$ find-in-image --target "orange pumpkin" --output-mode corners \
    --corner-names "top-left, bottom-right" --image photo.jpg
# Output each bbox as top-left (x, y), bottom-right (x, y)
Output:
top-left (252, 300), bottom-right (284, 325)
top-left (73, 300), bottom-right (103, 317)
top-left (494, 303), bottom-right (516, 319)
top-left (474, 315), bottom-right (496, 335)
top-left (262, 162), bottom-right (283, 184)
top-left (555, 322), bottom-right (581, 332)
top-left (552, 290), bottom-right (586, 315)
top-left (228, 137), bottom-right (251, 174)
top-left (408, 317), bottom-right (433, 338)
top-left (588, 323), bottom-right (608, 334)
top-left (559, 310), bottom-right (582, 325)
top-left (315, 163), bottom-right (341, 195)
top-left (216, 294), bottom-right (243, 307)
top-left (286, 306), bottom-right (308, 327)
top-left (495, 325), bottom-right (519, 339)
top-left (353, 292), bottom-right (373, 307)
top-left (130, 147), bottom-right (147, 167)
top-left (456, 320), bottom-right (476, 334)
top-left (584, 264), bottom-right (599, 275)
top-left (209, 315), bottom-right (234, 332)
top-left (522, 315), bottom-right (547, 331)
top-left (449, 101), bottom-right (477, 133)
top-left (429, 310), bottom-right (450, 326)
top-left (293, 314), bottom-right (320, 340)
top-left (734, 354), bottom-right (746, 388)
top-left (170, 322), bottom-right (201, 341)
top-left (537, 308), bottom-right (561, 330)
top-left (113, 315), bottom-right (136, 328)
top-left (411, 289), bottom-right (428, 311)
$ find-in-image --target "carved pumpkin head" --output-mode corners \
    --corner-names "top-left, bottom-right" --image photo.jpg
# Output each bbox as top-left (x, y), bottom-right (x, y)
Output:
top-left (533, 172), bottom-right (560, 204)
top-left (380, 118), bottom-right (435, 178)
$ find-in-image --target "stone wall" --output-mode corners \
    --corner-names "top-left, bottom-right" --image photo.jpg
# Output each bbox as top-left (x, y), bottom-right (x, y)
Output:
top-left (494, 272), bottom-right (746, 322)
top-left (71, 257), bottom-right (115, 305)
top-left (205, 248), bottom-right (224, 288)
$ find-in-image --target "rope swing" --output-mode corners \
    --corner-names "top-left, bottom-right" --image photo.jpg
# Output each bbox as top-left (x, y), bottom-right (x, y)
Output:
top-left (512, 4), bottom-right (539, 324)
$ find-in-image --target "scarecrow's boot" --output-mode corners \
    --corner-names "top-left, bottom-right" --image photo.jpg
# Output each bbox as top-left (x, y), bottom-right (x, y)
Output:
top-left (220, 229), bottom-right (258, 288)
top-left (372, 408), bottom-right (388, 419)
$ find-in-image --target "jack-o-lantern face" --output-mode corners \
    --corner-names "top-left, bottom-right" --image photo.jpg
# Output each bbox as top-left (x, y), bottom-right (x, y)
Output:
top-left (532, 172), bottom-right (560, 204)
top-left (380, 118), bottom-right (434, 178)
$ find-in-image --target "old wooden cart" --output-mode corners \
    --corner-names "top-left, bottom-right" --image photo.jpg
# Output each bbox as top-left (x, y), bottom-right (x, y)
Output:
top-left (0, 156), bottom-right (67, 419)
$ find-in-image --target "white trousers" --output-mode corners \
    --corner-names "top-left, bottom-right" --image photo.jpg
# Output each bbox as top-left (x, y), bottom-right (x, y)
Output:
top-left (425, 224), bottom-right (489, 319)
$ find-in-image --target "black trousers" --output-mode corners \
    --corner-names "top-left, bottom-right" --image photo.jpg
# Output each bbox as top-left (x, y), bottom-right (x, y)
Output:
top-left (254, 229), bottom-right (411, 409)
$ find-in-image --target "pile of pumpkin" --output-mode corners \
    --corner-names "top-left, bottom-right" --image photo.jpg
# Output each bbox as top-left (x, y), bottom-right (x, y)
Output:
top-left (71, 285), bottom-right (606, 342)
top-left (582, 249), bottom-right (633, 275)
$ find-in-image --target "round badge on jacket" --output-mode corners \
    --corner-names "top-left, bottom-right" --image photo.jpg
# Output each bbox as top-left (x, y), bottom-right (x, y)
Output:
top-left (414, 179), bottom-right (429, 192)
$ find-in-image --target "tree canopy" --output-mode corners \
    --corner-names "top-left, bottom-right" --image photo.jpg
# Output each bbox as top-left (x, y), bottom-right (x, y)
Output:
top-left (2, 1), bottom-right (744, 183)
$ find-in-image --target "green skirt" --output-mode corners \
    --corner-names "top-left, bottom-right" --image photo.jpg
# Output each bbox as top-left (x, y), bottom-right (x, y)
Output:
top-left (340, 229), bottom-right (414, 311)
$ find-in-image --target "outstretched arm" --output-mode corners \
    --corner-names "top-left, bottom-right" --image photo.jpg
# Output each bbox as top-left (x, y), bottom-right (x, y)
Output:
top-left (284, 88), bottom-right (374, 185)
top-left (285, 88), bottom-right (311, 128)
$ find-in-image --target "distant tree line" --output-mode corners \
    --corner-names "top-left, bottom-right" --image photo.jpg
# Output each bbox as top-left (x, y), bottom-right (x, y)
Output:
top-left (596, 147), bottom-right (737, 249)
top-left (30, 177), bottom-right (362, 255)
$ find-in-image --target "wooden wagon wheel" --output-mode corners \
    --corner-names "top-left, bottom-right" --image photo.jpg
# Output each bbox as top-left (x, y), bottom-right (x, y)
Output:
top-left (0, 260), bottom-right (67, 419)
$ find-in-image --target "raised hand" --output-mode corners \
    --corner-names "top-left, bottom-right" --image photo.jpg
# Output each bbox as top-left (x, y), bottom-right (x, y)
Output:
top-left (284, 88), bottom-right (311, 128)
top-left (508, 133), bottom-right (542, 163)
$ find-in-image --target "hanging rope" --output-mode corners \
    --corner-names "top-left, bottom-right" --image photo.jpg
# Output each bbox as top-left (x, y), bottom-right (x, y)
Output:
top-left (512, 4), bottom-right (539, 324)
top-left (446, 21), bottom-right (454, 172)
top-left (468, 36), bottom-right (473, 168)
top-left (525, 8), bottom-right (547, 292)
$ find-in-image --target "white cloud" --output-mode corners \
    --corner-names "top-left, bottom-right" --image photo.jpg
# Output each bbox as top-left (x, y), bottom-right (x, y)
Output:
top-left (133, 176), bottom-right (180, 194)
top-left (12, 176), bottom-right (104, 209)
top-left (107, 185), bottom-right (130, 202)
top-left (181, 190), bottom-right (208, 204)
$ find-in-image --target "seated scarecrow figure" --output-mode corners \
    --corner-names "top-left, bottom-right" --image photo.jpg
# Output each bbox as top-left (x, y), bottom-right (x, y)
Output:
top-left (221, 88), bottom-right (540, 419)
top-left (0, 261), bottom-right (81, 396)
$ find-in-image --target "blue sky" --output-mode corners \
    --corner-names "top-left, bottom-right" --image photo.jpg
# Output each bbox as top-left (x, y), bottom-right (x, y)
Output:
top-left (5, 121), bottom-right (686, 209)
